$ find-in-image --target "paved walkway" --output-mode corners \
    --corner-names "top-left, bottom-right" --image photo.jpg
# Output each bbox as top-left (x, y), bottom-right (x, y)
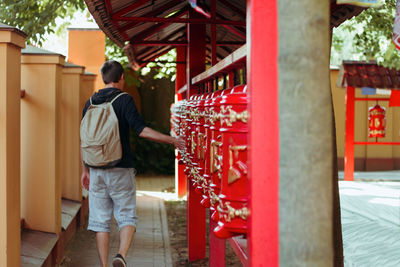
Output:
top-left (61, 176), bottom-right (175, 267)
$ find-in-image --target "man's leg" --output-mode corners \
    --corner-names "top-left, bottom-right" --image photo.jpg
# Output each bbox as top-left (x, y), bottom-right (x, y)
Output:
top-left (88, 168), bottom-right (114, 266)
top-left (118, 225), bottom-right (136, 258)
top-left (96, 232), bottom-right (110, 267)
top-left (110, 168), bottom-right (138, 262)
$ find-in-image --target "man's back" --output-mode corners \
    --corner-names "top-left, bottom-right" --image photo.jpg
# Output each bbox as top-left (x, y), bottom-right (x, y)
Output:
top-left (82, 87), bottom-right (146, 169)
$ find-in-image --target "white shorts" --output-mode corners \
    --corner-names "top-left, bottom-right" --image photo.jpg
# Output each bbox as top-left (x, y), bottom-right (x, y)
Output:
top-left (88, 167), bottom-right (137, 232)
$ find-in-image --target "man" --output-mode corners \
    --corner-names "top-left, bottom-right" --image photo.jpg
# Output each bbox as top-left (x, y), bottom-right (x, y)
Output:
top-left (81, 60), bottom-right (185, 267)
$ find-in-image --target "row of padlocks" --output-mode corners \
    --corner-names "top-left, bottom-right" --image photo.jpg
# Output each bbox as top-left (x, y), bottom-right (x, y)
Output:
top-left (171, 85), bottom-right (249, 238)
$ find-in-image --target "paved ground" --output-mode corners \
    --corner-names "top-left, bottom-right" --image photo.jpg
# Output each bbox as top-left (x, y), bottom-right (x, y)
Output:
top-left (60, 171), bottom-right (400, 266)
top-left (61, 175), bottom-right (175, 267)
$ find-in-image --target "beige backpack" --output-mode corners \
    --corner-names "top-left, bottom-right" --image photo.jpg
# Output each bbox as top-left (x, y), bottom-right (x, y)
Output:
top-left (80, 92), bottom-right (127, 167)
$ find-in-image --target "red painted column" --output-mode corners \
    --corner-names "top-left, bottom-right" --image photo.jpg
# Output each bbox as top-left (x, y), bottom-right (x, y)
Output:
top-left (344, 86), bottom-right (355, 181)
top-left (247, 0), bottom-right (279, 266)
top-left (209, 1), bottom-right (225, 263)
top-left (211, 0), bottom-right (217, 66)
top-left (175, 46), bottom-right (186, 101)
top-left (175, 46), bottom-right (187, 198)
top-left (209, 218), bottom-right (225, 267)
top-left (229, 71), bottom-right (235, 88)
top-left (186, 10), bottom-right (206, 98)
top-left (186, 9), bottom-right (207, 261)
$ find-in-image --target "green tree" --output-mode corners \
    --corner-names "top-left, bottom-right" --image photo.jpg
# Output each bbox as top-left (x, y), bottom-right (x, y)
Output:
top-left (332, 0), bottom-right (400, 68)
top-left (0, 0), bottom-right (85, 45)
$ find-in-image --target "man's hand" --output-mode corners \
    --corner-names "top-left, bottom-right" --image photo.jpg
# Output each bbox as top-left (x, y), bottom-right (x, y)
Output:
top-left (173, 135), bottom-right (186, 151)
top-left (81, 170), bottom-right (90, 191)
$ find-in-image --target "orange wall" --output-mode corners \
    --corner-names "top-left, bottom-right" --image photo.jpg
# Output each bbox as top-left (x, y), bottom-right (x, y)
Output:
top-left (0, 29), bottom-right (25, 267)
top-left (21, 54), bottom-right (64, 234)
top-left (68, 29), bottom-right (105, 91)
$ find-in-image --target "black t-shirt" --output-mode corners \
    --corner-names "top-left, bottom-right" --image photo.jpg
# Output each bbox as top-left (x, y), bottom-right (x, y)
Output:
top-left (82, 87), bottom-right (146, 168)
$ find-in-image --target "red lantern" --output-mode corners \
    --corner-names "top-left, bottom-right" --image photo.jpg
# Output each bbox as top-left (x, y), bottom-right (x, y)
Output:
top-left (368, 104), bottom-right (386, 138)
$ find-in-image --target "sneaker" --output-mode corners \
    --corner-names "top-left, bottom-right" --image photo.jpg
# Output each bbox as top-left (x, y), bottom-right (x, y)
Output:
top-left (112, 254), bottom-right (127, 267)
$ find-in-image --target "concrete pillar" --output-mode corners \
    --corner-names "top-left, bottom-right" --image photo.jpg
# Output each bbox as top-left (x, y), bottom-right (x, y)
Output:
top-left (61, 62), bottom-right (85, 202)
top-left (278, 0), bottom-right (334, 265)
top-left (21, 46), bottom-right (65, 234)
top-left (68, 28), bottom-right (105, 91)
top-left (0, 22), bottom-right (26, 267)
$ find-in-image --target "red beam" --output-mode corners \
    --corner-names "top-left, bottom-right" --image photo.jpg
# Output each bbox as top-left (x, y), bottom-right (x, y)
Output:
top-left (111, 0), bottom-right (149, 19)
top-left (140, 46), bottom-right (172, 62)
top-left (130, 8), bottom-right (188, 42)
top-left (354, 142), bottom-right (400, 145)
top-left (221, 24), bottom-right (246, 39)
top-left (139, 47), bottom-right (174, 67)
top-left (116, 16), bottom-right (246, 26)
top-left (105, 0), bottom-right (112, 16)
top-left (344, 86), bottom-right (355, 181)
top-left (216, 12), bottom-right (246, 39)
top-left (248, 0), bottom-right (279, 266)
top-left (118, 0), bottom-right (182, 32)
top-left (133, 26), bottom-right (186, 46)
top-left (136, 45), bottom-right (170, 61)
top-left (134, 41), bottom-right (187, 46)
top-left (355, 98), bottom-right (390, 101)
top-left (134, 28), bottom-right (185, 59)
top-left (132, 40), bottom-right (245, 46)
top-left (199, 3), bottom-right (246, 40)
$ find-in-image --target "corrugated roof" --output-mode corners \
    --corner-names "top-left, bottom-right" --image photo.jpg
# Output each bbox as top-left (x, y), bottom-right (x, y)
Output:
top-left (338, 61), bottom-right (400, 89)
top-left (330, 1), bottom-right (366, 28)
top-left (85, 0), bottom-right (365, 67)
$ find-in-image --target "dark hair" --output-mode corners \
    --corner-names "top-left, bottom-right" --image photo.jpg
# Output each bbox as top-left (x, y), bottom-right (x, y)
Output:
top-left (100, 60), bottom-right (124, 84)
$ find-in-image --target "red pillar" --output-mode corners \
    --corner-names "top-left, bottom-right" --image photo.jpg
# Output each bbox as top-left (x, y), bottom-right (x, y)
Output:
top-left (186, 10), bottom-right (206, 98)
top-left (209, 217), bottom-right (225, 267)
top-left (211, 0), bottom-right (217, 66)
top-left (248, 0), bottom-right (279, 266)
top-left (344, 86), bottom-right (355, 181)
top-left (175, 46), bottom-right (186, 101)
top-left (186, 9), bottom-right (207, 261)
top-left (175, 46), bottom-right (187, 198)
top-left (209, 1), bottom-right (225, 263)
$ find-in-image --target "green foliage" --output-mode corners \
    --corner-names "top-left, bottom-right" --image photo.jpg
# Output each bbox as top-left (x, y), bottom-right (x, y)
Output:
top-left (332, 0), bottom-right (400, 69)
top-left (141, 49), bottom-right (177, 81)
top-left (106, 37), bottom-right (130, 66)
top-left (0, 0), bottom-right (86, 45)
top-left (130, 121), bottom-right (175, 175)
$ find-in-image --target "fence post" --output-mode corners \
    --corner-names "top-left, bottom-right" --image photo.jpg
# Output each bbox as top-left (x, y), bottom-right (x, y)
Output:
top-left (0, 23), bottom-right (26, 267)
top-left (20, 46), bottom-right (65, 234)
top-left (61, 62), bottom-right (85, 202)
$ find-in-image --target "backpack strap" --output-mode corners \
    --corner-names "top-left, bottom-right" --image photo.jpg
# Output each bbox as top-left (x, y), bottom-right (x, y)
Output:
top-left (111, 92), bottom-right (128, 104)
